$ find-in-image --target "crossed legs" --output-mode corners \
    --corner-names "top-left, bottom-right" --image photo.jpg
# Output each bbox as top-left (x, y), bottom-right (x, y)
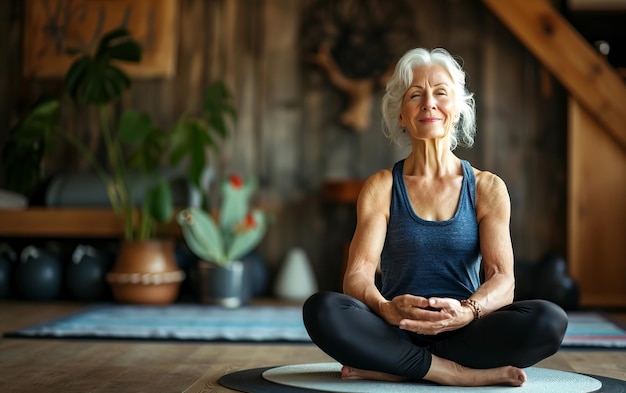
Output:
top-left (303, 292), bottom-right (567, 387)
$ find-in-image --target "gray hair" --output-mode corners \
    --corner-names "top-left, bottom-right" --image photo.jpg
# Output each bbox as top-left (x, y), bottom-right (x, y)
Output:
top-left (381, 48), bottom-right (476, 150)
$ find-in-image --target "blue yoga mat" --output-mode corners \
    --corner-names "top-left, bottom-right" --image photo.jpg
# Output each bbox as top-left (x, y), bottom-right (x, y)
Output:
top-left (4, 304), bottom-right (311, 342)
top-left (563, 312), bottom-right (626, 348)
top-left (4, 306), bottom-right (626, 348)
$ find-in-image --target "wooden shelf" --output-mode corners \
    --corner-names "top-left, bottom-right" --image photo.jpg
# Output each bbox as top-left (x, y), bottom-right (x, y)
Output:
top-left (321, 180), bottom-right (365, 204)
top-left (0, 208), bottom-right (181, 238)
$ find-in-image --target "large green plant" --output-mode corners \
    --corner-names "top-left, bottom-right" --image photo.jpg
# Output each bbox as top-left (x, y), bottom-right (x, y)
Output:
top-left (2, 28), bottom-right (236, 241)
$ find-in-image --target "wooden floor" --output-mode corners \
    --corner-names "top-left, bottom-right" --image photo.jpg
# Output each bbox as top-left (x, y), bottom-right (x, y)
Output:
top-left (0, 301), bottom-right (625, 393)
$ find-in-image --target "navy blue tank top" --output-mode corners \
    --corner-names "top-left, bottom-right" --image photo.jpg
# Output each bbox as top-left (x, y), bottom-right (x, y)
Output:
top-left (380, 159), bottom-right (481, 301)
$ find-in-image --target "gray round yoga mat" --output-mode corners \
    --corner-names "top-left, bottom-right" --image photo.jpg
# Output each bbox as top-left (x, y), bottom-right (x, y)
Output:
top-left (218, 363), bottom-right (626, 393)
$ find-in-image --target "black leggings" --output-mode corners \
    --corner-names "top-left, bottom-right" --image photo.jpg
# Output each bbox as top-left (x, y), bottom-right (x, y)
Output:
top-left (302, 291), bottom-right (568, 380)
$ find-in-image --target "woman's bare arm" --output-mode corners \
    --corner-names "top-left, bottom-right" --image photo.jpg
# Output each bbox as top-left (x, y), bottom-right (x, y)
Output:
top-left (342, 170), bottom-right (394, 316)
top-left (471, 170), bottom-right (516, 314)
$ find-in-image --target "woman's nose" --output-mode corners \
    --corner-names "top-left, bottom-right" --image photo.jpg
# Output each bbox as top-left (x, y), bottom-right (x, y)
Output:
top-left (421, 95), bottom-right (436, 111)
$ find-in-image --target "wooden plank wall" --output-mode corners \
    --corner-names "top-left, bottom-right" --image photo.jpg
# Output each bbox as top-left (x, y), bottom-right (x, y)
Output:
top-left (484, 0), bottom-right (626, 307)
top-left (0, 1), bottom-right (17, 176)
top-left (569, 100), bottom-right (626, 307)
top-left (0, 0), bottom-right (568, 292)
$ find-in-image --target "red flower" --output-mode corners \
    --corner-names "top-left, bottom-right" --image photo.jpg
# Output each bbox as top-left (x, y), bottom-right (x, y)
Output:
top-left (229, 174), bottom-right (243, 189)
top-left (234, 213), bottom-right (256, 233)
top-left (245, 213), bottom-right (256, 228)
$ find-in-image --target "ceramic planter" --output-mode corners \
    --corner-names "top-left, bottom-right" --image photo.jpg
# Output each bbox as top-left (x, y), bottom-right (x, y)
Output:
top-left (197, 260), bottom-right (251, 308)
top-left (106, 240), bottom-right (185, 304)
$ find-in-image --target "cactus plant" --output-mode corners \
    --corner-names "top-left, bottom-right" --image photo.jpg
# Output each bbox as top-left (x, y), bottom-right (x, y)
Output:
top-left (177, 175), bottom-right (268, 266)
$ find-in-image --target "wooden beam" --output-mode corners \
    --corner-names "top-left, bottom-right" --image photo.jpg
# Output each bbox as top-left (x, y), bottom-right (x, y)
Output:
top-left (483, 0), bottom-right (626, 152)
top-left (569, 0), bottom-right (626, 11)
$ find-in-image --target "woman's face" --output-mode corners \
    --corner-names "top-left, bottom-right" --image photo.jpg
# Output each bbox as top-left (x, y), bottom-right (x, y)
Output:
top-left (399, 64), bottom-right (459, 143)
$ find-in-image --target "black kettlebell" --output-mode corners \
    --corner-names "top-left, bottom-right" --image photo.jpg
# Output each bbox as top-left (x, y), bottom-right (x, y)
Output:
top-left (65, 244), bottom-right (110, 301)
top-left (513, 258), bottom-right (534, 301)
top-left (533, 252), bottom-right (580, 310)
top-left (0, 243), bottom-right (17, 299)
top-left (16, 245), bottom-right (63, 301)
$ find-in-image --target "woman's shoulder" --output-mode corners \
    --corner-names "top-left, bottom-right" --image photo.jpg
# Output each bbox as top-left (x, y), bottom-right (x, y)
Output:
top-left (362, 168), bottom-right (393, 196)
top-left (368, 167), bottom-right (394, 183)
top-left (356, 168), bottom-right (394, 209)
top-left (472, 167), bottom-right (507, 190)
top-left (471, 166), bottom-right (510, 217)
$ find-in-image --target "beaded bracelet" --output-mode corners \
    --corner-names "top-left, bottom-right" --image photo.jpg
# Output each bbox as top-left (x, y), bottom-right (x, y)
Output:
top-left (461, 298), bottom-right (482, 320)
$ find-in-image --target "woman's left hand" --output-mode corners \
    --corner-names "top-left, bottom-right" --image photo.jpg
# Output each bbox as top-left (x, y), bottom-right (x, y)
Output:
top-left (398, 297), bottom-right (474, 335)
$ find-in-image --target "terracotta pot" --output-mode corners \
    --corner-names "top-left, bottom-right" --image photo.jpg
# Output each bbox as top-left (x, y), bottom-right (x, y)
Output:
top-left (106, 240), bottom-right (185, 304)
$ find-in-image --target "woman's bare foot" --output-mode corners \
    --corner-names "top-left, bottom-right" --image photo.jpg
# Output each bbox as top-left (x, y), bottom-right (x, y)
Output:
top-left (424, 356), bottom-right (527, 387)
top-left (341, 355), bottom-right (527, 387)
top-left (341, 365), bottom-right (407, 382)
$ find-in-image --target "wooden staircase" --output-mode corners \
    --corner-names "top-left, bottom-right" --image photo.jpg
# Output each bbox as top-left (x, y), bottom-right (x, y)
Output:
top-left (484, 0), bottom-right (626, 307)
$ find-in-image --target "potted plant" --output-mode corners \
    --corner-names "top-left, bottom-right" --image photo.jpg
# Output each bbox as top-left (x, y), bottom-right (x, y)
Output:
top-left (4, 28), bottom-right (237, 304)
top-left (177, 174), bottom-right (268, 307)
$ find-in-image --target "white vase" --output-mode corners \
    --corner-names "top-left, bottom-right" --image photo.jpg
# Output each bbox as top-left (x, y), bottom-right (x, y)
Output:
top-left (274, 248), bottom-right (318, 301)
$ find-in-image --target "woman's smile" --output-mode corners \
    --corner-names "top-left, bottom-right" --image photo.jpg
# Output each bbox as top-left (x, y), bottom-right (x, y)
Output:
top-left (419, 117), bottom-right (441, 123)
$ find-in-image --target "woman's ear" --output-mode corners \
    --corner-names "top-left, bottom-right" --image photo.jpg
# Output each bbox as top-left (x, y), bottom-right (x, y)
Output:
top-left (398, 114), bottom-right (404, 127)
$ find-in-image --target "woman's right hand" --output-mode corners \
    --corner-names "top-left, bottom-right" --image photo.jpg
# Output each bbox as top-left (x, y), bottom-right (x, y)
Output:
top-left (379, 294), bottom-right (427, 324)
top-left (380, 294), bottom-right (452, 329)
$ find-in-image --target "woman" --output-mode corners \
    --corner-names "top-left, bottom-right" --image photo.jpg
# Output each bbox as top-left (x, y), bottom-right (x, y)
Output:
top-left (303, 48), bottom-right (568, 387)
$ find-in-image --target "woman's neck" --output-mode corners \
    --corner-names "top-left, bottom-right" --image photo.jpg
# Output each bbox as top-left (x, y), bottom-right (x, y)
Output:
top-left (406, 139), bottom-right (459, 177)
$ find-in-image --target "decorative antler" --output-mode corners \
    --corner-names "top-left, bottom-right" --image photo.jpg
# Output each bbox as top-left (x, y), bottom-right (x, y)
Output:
top-left (301, 1), bottom-right (418, 131)
top-left (309, 44), bottom-right (376, 132)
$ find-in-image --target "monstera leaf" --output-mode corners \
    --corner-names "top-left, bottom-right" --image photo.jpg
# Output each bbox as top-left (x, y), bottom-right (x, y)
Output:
top-left (118, 109), bottom-right (166, 173)
top-left (169, 81), bottom-right (237, 191)
top-left (65, 28), bottom-right (142, 105)
top-left (144, 178), bottom-right (174, 224)
top-left (2, 99), bottom-right (60, 194)
top-left (203, 81), bottom-right (237, 138)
